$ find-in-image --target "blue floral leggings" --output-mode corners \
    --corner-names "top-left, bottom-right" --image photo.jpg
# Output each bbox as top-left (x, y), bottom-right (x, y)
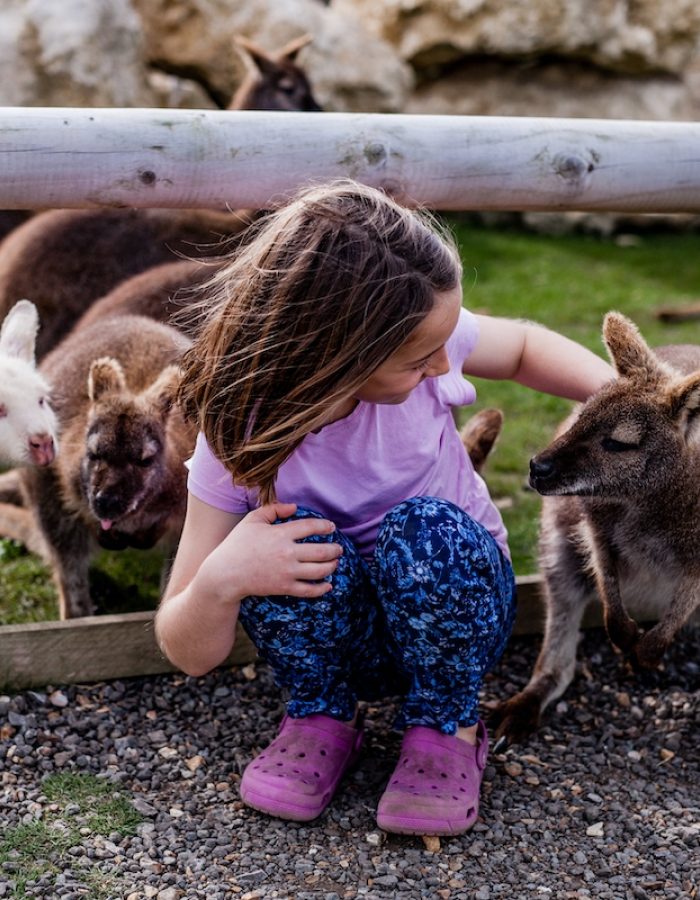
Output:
top-left (238, 497), bottom-right (517, 735)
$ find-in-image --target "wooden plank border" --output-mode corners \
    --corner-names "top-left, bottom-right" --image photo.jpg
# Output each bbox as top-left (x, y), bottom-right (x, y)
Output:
top-left (0, 575), bottom-right (608, 691)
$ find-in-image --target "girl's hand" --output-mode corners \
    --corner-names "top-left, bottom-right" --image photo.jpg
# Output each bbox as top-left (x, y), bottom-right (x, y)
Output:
top-left (198, 502), bottom-right (343, 601)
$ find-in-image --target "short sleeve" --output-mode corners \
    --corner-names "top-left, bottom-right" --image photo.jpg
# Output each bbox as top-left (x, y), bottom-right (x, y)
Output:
top-left (186, 432), bottom-right (251, 514)
top-left (436, 308), bottom-right (480, 407)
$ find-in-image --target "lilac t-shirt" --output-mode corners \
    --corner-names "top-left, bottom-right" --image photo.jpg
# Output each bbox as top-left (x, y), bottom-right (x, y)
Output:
top-left (187, 308), bottom-right (509, 560)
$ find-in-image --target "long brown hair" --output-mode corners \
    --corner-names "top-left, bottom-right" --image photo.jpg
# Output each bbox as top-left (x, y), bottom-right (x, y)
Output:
top-left (179, 180), bottom-right (461, 503)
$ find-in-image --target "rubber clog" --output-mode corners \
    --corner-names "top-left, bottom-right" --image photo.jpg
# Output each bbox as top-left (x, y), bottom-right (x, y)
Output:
top-left (240, 713), bottom-right (364, 822)
top-left (377, 720), bottom-right (489, 835)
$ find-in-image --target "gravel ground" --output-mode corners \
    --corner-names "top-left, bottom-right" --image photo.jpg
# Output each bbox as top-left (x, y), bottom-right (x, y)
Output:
top-left (1, 625), bottom-right (698, 900)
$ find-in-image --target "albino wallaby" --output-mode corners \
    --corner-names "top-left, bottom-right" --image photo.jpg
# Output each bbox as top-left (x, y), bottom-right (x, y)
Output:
top-left (0, 300), bottom-right (57, 468)
top-left (0, 35), bottom-right (321, 358)
top-left (0, 315), bottom-right (195, 619)
top-left (492, 313), bottom-right (700, 744)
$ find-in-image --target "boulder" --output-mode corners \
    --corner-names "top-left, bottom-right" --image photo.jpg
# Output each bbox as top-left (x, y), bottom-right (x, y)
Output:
top-left (333, 0), bottom-right (700, 77)
top-left (0, 0), bottom-right (158, 107)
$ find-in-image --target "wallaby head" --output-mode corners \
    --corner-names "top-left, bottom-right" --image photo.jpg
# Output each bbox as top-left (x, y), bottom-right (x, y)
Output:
top-left (230, 34), bottom-right (322, 112)
top-left (0, 299), bottom-right (57, 467)
top-left (529, 312), bottom-right (700, 499)
top-left (82, 357), bottom-right (181, 542)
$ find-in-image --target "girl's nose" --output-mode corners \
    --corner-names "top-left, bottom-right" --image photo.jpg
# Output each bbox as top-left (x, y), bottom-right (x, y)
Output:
top-left (426, 347), bottom-right (450, 377)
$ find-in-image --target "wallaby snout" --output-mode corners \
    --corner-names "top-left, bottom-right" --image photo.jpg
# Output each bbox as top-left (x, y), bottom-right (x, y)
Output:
top-left (528, 455), bottom-right (556, 491)
top-left (28, 432), bottom-right (55, 466)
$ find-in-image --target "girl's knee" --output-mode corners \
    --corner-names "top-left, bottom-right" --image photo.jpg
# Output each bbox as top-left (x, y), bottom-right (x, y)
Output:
top-left (376, 495), bottom-right (481, 555)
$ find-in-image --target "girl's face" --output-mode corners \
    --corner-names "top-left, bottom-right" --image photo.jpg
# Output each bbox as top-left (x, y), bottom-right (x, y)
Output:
top-left (354, 285), bottom-right (462, 405)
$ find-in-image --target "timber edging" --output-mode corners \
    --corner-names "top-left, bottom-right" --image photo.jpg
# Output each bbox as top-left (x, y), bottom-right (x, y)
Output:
top-left (0, 575), bottom-right (604, 691)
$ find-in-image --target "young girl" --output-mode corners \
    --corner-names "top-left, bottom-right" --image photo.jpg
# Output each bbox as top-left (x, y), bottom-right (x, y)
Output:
top-left (155, 180), bottom-right (612, 836)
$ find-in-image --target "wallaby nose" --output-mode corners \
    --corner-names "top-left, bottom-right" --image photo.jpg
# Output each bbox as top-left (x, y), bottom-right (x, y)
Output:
top-left (93, 489), bottom-right (127, 521)
top-left (529, 456), bottom-right (555, 485)
top-left (28, 434), bottom-right (55, 466)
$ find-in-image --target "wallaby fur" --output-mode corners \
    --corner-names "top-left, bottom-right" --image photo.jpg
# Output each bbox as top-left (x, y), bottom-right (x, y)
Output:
top-left (492, 313), bottom-right (700, 744)
top-left (459, 408), bottom-right (504, 474)
top-left (0, 36), bottom-right (320, 358)
top-left (0, 315), bottom-right (195, 619)
top-left (0, 300), bottom-right (57, 468)
top-left (232, 34), bottom-right (320, 112)
top-left (68, 259), bottom-right (213, 338)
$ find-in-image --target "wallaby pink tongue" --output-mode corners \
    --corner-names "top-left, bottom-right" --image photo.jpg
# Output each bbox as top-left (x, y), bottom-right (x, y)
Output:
top-left (100, 519), bottom-right (113, 530)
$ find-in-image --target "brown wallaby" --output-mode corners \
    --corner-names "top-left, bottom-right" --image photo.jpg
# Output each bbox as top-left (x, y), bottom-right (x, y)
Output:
top-left (492, 313), bottom-right (700, 744)
top-left (0, 315), bottom-right (195, 619)
top-left (459, 408), bottom-right (504, 475)
top-left (232, 34), bottom-right (320, 112)
top-left (68, 259), bottom-right (214, 337)
top-left (0, 35), bottom-right (321, 358)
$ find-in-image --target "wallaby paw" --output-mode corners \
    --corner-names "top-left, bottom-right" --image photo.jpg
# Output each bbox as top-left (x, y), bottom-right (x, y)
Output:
top-left (605, 613), bottom-right (641, 654)
top-left (489, 693), bottom-right (542, 747)
top-left (632, 631), bottom-right (667, 670)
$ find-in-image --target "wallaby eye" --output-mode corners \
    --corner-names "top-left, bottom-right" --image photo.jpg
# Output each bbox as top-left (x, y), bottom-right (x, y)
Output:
top-left (601, 437), bottom-right (638, 452)
top-left (38, 396), bottom-right (45, 407)
top-left (136, 456), bottom-right (155, 468)
top-left (0, 403), bottom-right (7, 418)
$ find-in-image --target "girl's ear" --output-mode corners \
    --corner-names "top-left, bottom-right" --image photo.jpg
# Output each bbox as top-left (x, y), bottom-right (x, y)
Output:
top-left (602, 312), bottom-right (668, 384)
top-left (0, 299), bottom-right (39, 364)
top-left (88, 357), bottom-right (126, 402)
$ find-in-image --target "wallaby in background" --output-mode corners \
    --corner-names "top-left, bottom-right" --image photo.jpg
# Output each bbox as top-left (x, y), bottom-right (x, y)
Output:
top-left (0, 300), bottom-right (57, 468)
top-left (67, 259), bottom-right (213, 338)
top-left (492, 313), bottom-right (700, 744)
top-left (0, 315), bottom-right (195, 619)
top-left (0, 35), bottom-right (321, 358)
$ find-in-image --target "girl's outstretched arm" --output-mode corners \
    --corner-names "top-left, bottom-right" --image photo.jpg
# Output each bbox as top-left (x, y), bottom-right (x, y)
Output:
top-left (156, 495), bottom-right (341, 677)
top-left (465, 314), bottom-right (614, 401)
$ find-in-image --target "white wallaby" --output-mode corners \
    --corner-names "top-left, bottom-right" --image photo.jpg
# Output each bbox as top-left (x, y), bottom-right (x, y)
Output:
top-left (0, 299), bottom-right (57, 467)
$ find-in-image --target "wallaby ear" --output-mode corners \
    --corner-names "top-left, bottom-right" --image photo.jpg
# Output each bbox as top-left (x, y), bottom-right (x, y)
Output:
top-left (667, 371), bottom-right (700, 428)
top-left (88, 357), bottom-right (126, 402)
top-left (603, 312), bottom-right (666, 384)
top-left (276, 33), bottom-right (313, 62)
top-left (142, 365), bottom-right (181, 419)
top-left (234, 36), bottom-right (276, 77)
top-left (460, 408), bottom-right (504, 474)
top-left (0, 299), bottom-right (39, 364)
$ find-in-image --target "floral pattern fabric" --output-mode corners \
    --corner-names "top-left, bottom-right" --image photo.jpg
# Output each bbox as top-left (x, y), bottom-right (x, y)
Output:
top-left (238, 497), bottom-right (517, 735)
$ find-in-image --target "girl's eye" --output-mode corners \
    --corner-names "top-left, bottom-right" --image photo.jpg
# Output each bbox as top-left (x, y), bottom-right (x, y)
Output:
top-left (414, 358), bottom-right (432, 371)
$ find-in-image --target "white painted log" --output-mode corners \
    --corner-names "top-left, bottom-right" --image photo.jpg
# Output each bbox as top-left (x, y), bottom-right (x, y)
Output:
top-left (1, 107), bottom-right (700, 212)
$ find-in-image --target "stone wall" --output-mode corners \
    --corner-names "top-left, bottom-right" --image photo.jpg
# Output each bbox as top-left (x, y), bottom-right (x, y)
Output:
top-left (3, 0), bottom-right (699, 120)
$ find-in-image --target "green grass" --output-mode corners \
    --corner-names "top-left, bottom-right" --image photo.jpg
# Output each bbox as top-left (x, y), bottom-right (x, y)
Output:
top-left (448, 222), bottom-right (700, 573)
top-left (0, 540), bottom-right (165, 624)
top-left (0, 773), bottom-right (142, 899)
top-left (2, 224), bottom-right (700, 621)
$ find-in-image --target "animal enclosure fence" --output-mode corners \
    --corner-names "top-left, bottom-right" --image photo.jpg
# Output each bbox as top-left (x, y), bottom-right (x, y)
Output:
top-left (1, 107), bottom-right (700, 690)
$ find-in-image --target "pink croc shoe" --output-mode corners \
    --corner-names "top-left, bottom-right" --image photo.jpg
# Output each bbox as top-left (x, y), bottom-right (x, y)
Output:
top-left (240, 713), bottom-right (364, 822)
top-left (376, 720), bottom-right (489, 836)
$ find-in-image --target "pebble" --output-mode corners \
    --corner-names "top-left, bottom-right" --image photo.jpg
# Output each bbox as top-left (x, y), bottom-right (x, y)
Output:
top-left (0, 627), bottom-right (696, 898)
